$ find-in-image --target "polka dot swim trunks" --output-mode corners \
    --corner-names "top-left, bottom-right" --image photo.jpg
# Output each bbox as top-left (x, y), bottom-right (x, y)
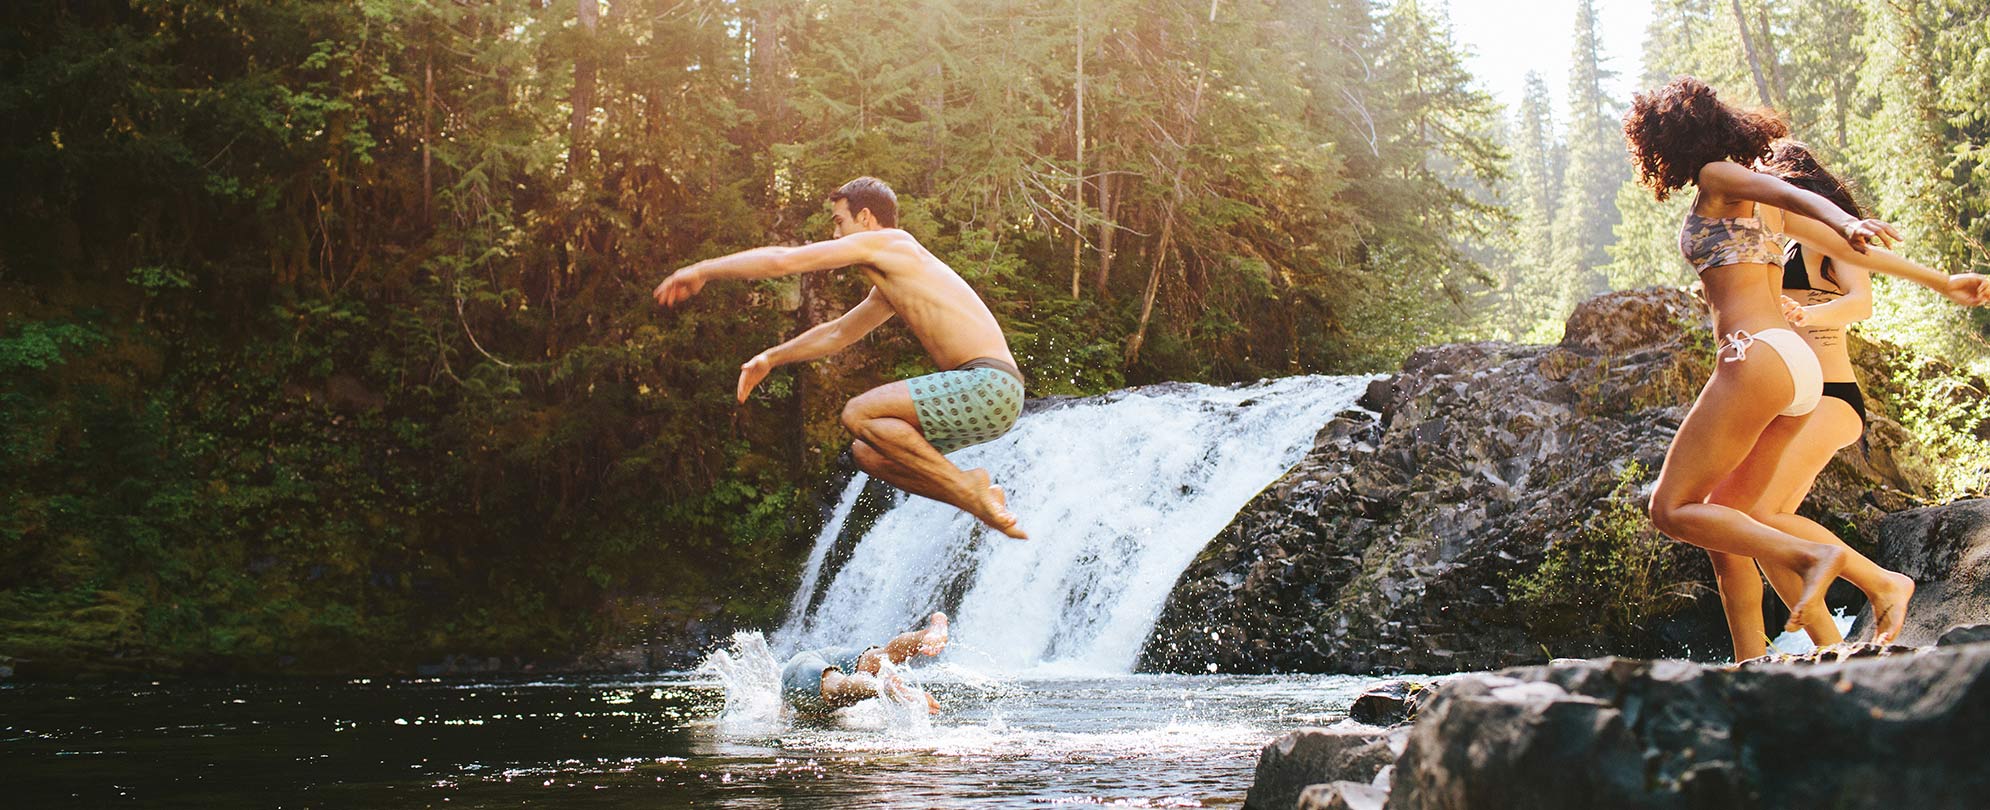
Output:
top-left (905, 357), bottom-right (1025, 454)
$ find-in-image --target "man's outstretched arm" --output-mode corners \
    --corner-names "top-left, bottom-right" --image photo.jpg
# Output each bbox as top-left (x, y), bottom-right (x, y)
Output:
top-left (737, 289), bottom-right (896, 402)
top-left (654, 230), bottom-right (898, 307)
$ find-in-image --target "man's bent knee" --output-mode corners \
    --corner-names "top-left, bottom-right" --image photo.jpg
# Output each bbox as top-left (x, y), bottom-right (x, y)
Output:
top-left (841, 400), bottom-right (868, 438)
top-left (851, 440), bottom-right (882, 470)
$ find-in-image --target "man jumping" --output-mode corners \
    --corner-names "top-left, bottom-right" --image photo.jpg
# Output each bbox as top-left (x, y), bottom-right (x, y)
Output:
top-left (654, 177), bottom-right (1027, 538)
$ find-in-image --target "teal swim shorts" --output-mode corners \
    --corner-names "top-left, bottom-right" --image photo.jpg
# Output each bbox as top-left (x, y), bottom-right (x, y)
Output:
top-left (905, 357), bottom-right (1026, 454)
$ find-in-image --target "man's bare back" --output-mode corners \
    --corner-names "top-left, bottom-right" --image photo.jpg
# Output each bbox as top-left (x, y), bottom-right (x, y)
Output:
top-left (845, 231), bottom-right (1015, 372)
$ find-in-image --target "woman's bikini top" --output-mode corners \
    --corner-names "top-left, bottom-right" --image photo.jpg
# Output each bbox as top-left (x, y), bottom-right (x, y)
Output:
top-left (1783, 242), bottom-right (1848, 347)
top-left (1680, 202), bottom-right (1782, 273)
top-left (1782, 243), bottom-right (1837, 293)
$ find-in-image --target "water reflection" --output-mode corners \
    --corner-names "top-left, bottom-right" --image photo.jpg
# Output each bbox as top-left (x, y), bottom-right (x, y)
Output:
top-left (3, 671), bottom-right (1383, 808)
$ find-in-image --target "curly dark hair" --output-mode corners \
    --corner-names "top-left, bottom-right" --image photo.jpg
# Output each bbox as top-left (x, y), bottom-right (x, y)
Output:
top-left (1622, 76), bottom-right (1788, 201)
top-left (1763, 140), bottom-right (1865, 288)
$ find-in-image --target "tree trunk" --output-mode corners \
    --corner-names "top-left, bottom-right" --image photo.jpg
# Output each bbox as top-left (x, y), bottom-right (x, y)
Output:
top-left (1125, 212), bottom-right (1175, 366)
top-left (1729, 0), bottom-right (1775, 107)
top-left (1755, 5), bottom-right (1786, 109)
top-left (1832, 75), bottom-right (1848, 148)
top-left (1126, 4), bottom-right (1214, 367)
top-left (568, 0), bottom-right (600, 176)
top-left (422, 52), bottom-right (433, 227)
top-left (1093, 173), bottom-right (1117, 295)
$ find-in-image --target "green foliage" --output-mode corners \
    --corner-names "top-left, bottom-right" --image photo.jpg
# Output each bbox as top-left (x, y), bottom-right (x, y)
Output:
top-left (1857, 338), bottom-right (1990, 499)
top-left (1508, 462), bottom-right (1707, 641)
top-left (0, 321), bottom-right (106, 373)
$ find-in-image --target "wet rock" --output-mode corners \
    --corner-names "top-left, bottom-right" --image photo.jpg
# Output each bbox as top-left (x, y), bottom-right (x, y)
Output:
top-left (1143, 288), bottom-right (1951, 675)
top-left (1382, 648), bottom-right (1990, 810)
top-left (1295, 780), bottom-right (1388, 810)
top-left (1859, 498), bottom-right (1990, 645)
top-left (1937, 623), bottom-right (1990, 647)
top-left (1346, 679), bottom-right (1434, 726)
top-left (1245, 725), bottom-right (1401, 810)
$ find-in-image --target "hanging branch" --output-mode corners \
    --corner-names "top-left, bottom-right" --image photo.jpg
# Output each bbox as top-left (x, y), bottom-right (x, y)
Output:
top-left (455, 283), bottom-right (516, 370)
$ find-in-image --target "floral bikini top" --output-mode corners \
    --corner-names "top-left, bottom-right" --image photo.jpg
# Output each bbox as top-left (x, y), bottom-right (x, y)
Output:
top-left (1679, 203), bottom-right (1783, 273)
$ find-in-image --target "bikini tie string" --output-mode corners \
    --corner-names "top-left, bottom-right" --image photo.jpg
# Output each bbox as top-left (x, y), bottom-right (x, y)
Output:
top-left (1721, 330), bottom-right (1758, 364)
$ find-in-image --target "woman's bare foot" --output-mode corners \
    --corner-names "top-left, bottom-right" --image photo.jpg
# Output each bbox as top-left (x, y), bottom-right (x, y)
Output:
top-left (924, 690), bottom-right (941, 715)
top-left (917, 612), bottom-right (950, 657)
top-left (1784, 545), bottom-right (1848, 633)
top-left (961, 469), bottom-right (1027, 539)
top-left (1864, 570), bottom-right (1916, 645)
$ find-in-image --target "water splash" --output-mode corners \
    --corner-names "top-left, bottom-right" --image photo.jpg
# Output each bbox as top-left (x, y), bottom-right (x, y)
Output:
top-left (701, 631), bottom-right (943, 738)
top-left (778, 375), bottom-right (1375, 676)
top-left (697, 632), bottom-right (786, 737)
top-left (1766, 607), bottom-right (1857, 655)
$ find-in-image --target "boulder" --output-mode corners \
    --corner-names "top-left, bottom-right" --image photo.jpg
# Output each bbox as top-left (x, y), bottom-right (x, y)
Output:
top-left (1937, 623), bottom-right (1990, 647)
top-left (1245, 725), bottom-right (1401, 810)
top-left (1296, 781), bottom-right (1389, 810)
top-left (1859, 499), bottom-right (1990, 645)
top-left (1381, 647), bottom-right (1990, 809)
top-left (1347, 679), bottom-right (1435, 726)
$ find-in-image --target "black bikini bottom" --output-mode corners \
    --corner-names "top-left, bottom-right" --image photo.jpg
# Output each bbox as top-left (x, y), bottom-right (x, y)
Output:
top-left (1821, 381), bottom-right (1866, 426)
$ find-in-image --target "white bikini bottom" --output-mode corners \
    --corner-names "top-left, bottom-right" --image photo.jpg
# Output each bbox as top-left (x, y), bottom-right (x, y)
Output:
top-left (1720, 327), bottom-right (1822, 417)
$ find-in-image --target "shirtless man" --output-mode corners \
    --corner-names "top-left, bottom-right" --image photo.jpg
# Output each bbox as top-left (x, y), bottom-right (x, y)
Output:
top-left (654, 177), bottom-right (1027, 538)
top-left (780, 612), bottom-right (950, 719)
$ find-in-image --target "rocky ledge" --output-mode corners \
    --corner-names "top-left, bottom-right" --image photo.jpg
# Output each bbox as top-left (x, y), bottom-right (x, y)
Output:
top-left (1247, 628), bottom-right (1990, 810)
top-left (1142, 288), bottom-right (1969, 674)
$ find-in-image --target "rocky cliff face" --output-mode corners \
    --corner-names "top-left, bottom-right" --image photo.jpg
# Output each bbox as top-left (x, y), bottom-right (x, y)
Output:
top-left (1860, 498), bottom-right (1990, 646)
top-left (1141, 288), bottom-right (1941, 675)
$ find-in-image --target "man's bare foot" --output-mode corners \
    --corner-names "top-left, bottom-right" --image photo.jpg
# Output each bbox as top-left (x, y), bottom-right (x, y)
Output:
top-left (1784, 545), bottom-right (1848, 633)
top-left (1864, 570), bottom-right (1916, 645)
top-left (962, 469), bottom-right (1027, 539)
top-left (917, 612), bottom-right (950, 657)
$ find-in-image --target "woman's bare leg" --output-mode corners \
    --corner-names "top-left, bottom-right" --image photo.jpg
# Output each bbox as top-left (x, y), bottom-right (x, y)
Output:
top-left (1648, 357), bottom-right (1844, 633)
top-left (1745, 401), bottom-right (1913, 644)
top-left (1710, 549), bottom-right (1769, 660)
top-left (1703, 415), bottom-right (1810, 659)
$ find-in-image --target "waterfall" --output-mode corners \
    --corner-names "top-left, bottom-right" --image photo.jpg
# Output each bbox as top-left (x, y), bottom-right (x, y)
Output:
top-left (773, 473), bottom-right (869, 650)
top-left (775, 375), bottom-right (1374, 676)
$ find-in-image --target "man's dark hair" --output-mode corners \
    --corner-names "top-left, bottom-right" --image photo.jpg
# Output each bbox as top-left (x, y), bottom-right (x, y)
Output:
top-left (828, 176), bottom-right (898, 228)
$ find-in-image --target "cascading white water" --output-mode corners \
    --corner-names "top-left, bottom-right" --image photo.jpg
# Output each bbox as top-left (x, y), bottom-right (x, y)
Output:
top-left (775, 375), bottom-right (1375, 676)
top-left (774, 474), bottom-right (869, 649)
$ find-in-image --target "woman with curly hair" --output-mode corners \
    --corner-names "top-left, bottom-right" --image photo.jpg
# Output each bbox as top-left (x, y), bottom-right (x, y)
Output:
top-left (1702, 141), bottom-right (1989, 658)
top-left (1623, 76), bottom-right (1916, 644)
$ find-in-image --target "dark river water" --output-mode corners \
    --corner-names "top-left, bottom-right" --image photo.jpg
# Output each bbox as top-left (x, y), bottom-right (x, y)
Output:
top-left (2, 670), bottom-right (1389, 808)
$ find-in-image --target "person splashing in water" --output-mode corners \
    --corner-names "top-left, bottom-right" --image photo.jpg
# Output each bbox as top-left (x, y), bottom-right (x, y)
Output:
top-left (655, 177), bottom-right (1028, 539)
top-left (780, 612), bottom-right (951, 720)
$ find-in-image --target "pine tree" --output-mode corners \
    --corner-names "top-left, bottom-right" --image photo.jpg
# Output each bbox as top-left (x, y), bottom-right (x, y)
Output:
top-left (1494, 72), bottom-right (1569, 338)
top-left (1550, 0), bottom-right (1629, 310)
